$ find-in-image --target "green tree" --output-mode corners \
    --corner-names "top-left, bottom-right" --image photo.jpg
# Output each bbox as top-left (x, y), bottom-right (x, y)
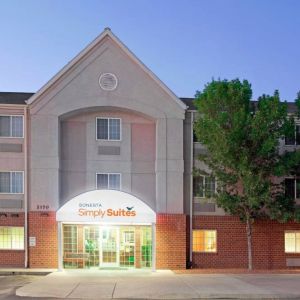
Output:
top-left (194, 79), bottom-right (300, 270)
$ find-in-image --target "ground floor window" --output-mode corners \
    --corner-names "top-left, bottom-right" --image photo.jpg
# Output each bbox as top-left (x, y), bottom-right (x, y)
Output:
top-left (192, 229), bottom-right (217, 253)
top-left (285, 231), bottom-right (300, 253)
top-left (0, 226), bottom-right (24, 250)
top-left (62, 224), bottom-right (152, 269)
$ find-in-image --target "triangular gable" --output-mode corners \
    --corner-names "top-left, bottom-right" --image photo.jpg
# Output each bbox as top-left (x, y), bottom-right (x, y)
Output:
top-left (26, 28), bottom-right (186, 110)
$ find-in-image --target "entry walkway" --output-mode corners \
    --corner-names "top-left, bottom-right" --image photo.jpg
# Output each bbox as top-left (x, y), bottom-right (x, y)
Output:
top-left (16, 269), bottom-right (300, 299)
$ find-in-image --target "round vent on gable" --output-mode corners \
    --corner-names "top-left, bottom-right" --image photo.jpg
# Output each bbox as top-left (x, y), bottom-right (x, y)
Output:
top-left (99, 73), bottom-right (118, 91)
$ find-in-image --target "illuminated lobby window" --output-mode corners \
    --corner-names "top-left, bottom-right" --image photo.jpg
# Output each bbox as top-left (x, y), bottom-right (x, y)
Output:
top-left (141, 227), bottom-right (152, 268)
top-left (62, 224), bottom-right (152, 269)
top-left (0, 227), bottom-right (24, 250)
top-left (285, 231), bottom-right (300, 253)
top-left (193, 230), bottom-right (217, 253)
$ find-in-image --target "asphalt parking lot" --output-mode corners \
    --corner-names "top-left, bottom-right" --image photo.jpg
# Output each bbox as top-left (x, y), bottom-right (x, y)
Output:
top-left (0, 275), bottom-right (42, 300)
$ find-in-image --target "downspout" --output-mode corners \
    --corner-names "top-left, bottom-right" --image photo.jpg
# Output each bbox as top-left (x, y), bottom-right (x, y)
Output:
top-left (24, 106), bottom-right (28, 268)
top-left (189, 112), bottom-right (194, 265)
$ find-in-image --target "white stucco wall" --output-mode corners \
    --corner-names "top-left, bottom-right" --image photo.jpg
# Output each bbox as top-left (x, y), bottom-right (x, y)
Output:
top-left (28, 34), bottom-right (185, 214)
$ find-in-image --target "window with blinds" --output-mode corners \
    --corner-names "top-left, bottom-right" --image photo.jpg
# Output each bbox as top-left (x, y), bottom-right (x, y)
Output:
top-left (96, 173), bottom-right (121, 190)
top-left (0, 171), bottom-right (24, 194)
top-left (96, 118), bottom-right (121, 141)
top-left (0, 116), bottom-right (23, 138)
top-left (0, 227), bottom-right (24, 250)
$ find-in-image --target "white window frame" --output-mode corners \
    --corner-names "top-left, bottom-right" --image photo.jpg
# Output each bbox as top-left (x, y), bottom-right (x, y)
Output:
top-left (0, 115), bottom-right (24, 138)
top-left (285, 123), bottom-right (300, 146)
top-left (0, 171), bottom-right (24, 194)
top-left (0, 226), bottom-right (25, 250)
top-left (95, 173), bottom-right (122, 190)
top-left (193, 175), bottom-right (217, 199)
top-left (284, 231), bottom-right (300, 253)
top-left (96, 117), bottom-right (122, 141)
top-left (284, 177), bottom-right (300, 200)
top-left (192, 229), bottom-right (217, 253)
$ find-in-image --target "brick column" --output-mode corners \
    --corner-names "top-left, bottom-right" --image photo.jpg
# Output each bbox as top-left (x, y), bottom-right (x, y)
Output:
top-left (28, 211), bottom-right (58, 268)
top-left (156, 214), bottom-right (186, 269)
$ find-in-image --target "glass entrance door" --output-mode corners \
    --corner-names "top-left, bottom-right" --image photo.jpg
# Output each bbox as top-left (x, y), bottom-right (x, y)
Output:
top-left (100, 227), bottom-right (119, 267)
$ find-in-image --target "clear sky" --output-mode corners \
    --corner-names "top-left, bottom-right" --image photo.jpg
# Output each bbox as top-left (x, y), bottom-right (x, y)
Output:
top-left (0, 0), bottom-right (299, 101)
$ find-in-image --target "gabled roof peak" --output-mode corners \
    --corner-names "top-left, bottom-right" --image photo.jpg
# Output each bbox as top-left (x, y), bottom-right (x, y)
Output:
top-left (26, 28), bottom-right (186, 110)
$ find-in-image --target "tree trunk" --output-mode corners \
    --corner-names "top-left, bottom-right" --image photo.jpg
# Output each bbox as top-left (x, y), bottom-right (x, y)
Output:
top-left (246, 216), bottom-right (253, 270)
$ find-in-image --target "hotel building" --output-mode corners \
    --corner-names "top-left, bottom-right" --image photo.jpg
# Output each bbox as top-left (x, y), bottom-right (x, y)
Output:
top-left (0, 28), bottom-right (299, 270)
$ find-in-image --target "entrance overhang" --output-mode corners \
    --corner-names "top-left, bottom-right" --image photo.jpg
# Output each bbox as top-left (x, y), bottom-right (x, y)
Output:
top-left (56, 190), bottom-right (156, 224)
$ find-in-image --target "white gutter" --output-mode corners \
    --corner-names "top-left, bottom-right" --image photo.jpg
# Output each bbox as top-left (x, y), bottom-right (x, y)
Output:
top-left (189, 112), bottom-right (194, 265)
top-left (0, 104), bottom-right (27, 109)
top-left (24, 106), bottom-right (28, 268)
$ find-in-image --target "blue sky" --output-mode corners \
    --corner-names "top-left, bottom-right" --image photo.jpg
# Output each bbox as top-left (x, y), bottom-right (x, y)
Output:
top-left (0, 0), bottom-right (299, 101)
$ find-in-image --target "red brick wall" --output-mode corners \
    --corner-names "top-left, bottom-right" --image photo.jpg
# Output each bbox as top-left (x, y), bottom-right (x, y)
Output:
top-left (156, 214), bottom-right (186, 269)
top-left (191, 216), bottom-right (300, 269)
top-left (0, 212), bottom-right (25, 267)
top-left (28, 211), bottom-right (58, 268)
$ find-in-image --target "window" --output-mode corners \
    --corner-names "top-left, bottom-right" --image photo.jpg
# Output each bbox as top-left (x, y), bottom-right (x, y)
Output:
top-left (193, 129), bottom-right (200, 143)
top-left (285, 125), bottom-right (300, 145)
top-left (0, 116), bottom-right (23, 138)
top-left (285, 231), bottom-right (300, 253)
top-left (193, 230), bottom-right (217, 252)
top-left (0, 227), bottom-right (24, 250)
top-left (193, 175), bottom-right (216, 198)
top-left (123, 231), bottom-right (135, 244)
top-left (96, 118), bottom-right (121, 140)
top-left (96, 173), bottom-right (121, 190)
top-left (0, 171), bottom-right (23, 194)
top-left (285, 178), bottom-right (300, 199)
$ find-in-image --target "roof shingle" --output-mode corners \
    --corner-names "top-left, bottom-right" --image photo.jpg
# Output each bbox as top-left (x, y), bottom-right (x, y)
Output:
top-left (0, 92), bottom-right (34, 105)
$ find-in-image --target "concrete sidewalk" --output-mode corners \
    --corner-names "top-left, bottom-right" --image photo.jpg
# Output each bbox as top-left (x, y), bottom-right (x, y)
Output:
top-left (0, 268), bottom-right (56, 276)
top-left (16, 269), bottom-right (300, 299)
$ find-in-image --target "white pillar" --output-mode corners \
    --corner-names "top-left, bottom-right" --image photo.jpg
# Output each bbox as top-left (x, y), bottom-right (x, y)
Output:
top-left (58, 222), bottom-right (63, 271)
top-left (151, 223), bottom-right (156, 272)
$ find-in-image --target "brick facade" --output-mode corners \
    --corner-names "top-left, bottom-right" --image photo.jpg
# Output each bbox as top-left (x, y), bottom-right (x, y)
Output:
top-left (191, 216), bottom-right (300, 269)
top-left (156, 214), bottom-right (186, 269)
top-left (28, 211), bottom-right (58, 268)
top-left (0, 212), bottom-right (25, 267)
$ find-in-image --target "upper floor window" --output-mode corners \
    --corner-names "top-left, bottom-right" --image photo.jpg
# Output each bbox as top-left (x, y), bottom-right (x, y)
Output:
top-left (285, 125), bottom-right (300, 145)
top-left (0, 171), bottom-right (24, 194)
top-left (96, 173), bottom-right (121, 190)
top-left (0, 115), bottom-right (23, 138)
top-left (193, 129), bottom-right (200, 143)
top-left (193, 175), bottom-right (216, 198)
top-left (0, 227), bottom-right (24, 250)
top-left (96, 118), bottom-right (121, 141)
top-left (285, 178), bottom-right (300, 199)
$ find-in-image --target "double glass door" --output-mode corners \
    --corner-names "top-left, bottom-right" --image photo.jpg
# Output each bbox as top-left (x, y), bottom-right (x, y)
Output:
top-left (100, 227), bottom-right (119, 267)
top-left (84, 226), bottom-right (135, 268)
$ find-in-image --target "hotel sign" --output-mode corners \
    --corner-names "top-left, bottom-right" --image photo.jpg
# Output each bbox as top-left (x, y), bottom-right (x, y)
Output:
top-left (56, 190), bottom-right (156, 224)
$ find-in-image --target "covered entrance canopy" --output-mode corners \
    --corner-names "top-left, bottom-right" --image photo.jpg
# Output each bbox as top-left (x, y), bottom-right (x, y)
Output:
top-left (56, 190), bottom-right (156, 270)
top-left (56, 190), bottom-right (156, 224)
